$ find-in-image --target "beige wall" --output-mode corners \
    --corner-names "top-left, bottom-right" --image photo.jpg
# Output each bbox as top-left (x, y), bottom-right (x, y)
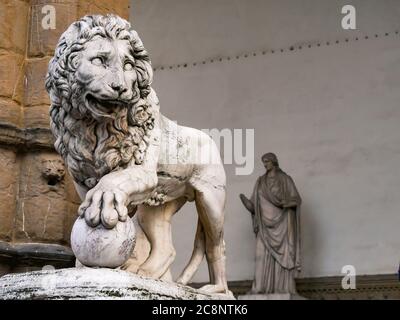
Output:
top-left (130, 0), bottom-right (400, 281)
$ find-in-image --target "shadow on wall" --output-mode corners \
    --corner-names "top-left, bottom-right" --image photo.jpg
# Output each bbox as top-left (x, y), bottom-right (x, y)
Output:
top-left (299, 199), bottom-right (320, 279)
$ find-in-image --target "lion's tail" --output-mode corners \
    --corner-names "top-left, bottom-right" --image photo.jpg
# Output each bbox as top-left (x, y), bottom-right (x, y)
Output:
top-left (176, 218), bottom-right (206, 285)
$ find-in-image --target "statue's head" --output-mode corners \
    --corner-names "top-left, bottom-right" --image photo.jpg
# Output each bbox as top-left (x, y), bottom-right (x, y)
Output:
top-left (45, 14), bottom-right (153, 120)
top-left (261, 152), bottom-right (279, 171)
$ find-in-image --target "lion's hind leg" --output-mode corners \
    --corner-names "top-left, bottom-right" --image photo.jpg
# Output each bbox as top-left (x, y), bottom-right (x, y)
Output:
top-left (176, 218), bottom-right (206, 285)
top-left (193, 184), bottom-right (229, 294)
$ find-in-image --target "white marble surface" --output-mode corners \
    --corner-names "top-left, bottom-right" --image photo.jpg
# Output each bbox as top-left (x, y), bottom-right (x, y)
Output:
top-left (71, 217), bottom-right (136, 268)
top-left (0, 268), bottom-right (234, 300)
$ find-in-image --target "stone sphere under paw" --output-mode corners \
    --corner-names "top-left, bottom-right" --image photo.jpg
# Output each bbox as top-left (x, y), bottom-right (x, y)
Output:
top-left (71, 217), bottom-right (136, 268)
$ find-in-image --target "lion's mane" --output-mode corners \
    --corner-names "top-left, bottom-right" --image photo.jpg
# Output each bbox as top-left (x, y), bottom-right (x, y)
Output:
top-left (45, 15), bottom-right (156, 189)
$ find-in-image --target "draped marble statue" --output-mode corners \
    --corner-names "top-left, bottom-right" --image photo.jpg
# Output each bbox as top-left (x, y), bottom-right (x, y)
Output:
top-left (240, 153), bottom-right (301, 294)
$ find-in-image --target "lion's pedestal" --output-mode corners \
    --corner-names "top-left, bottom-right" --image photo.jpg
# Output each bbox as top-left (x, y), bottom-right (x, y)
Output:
top-left (238, 293), bottom-right (306, 300)
top-left (0, 268), bottom-right (233, 300)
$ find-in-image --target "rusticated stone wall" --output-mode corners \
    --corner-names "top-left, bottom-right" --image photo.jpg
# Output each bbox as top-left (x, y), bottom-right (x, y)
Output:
top-left (0, 0), bottom-right (130, 275)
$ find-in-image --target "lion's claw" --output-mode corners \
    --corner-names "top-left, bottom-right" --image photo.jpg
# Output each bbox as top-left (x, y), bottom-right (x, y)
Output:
top-left (79, 189), bottom-right (128, 229)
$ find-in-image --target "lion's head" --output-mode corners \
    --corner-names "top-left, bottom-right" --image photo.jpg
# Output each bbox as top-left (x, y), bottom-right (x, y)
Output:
top-left (46, 15), bottom-right (158, 189)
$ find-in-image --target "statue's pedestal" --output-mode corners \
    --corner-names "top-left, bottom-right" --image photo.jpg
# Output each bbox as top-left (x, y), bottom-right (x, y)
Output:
top-left (238, 293), bottom-right (306, 300)
top-left (0, 268), bottom-right (233, 300)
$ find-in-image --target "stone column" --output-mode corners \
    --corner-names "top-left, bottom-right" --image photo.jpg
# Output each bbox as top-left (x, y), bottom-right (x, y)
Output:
top-left (0, 0), bottom-right (130, 275)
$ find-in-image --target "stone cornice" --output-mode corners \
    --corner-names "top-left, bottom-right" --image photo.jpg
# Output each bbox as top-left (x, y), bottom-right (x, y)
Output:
top-left (0, 241), bottom-right (75, 268)
top-left (0, 123), bottom-right (54, 150)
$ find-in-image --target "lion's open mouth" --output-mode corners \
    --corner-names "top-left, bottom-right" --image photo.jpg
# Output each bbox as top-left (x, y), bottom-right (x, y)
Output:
top-left (86, 94), bottom-right (128, 116)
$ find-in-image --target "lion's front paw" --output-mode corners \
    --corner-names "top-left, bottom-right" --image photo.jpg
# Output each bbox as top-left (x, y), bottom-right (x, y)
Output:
top-left (78, 189), bottom-right (128, 229)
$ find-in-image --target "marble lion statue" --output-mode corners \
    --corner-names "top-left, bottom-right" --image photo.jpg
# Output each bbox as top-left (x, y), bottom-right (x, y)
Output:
top-left (45, 14), bottom-right (228, 294)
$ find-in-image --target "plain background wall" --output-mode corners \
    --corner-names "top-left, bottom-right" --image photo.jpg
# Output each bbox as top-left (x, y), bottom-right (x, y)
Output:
top-left (130, 0), bottom-right (400, 281)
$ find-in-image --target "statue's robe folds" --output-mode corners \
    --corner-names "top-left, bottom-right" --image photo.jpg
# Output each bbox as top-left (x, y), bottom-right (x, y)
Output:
top-left (250, 169), bottom-right (301, 294)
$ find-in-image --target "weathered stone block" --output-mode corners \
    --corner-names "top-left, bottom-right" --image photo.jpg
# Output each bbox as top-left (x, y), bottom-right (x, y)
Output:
top-left (0, 98), bottom-right (22, 127)
top-left (24, 104), bottom-right (51, 129)
top-left (14, 152), bottom-right (70, 243)
top-left (0, 0), bottom-right (29, 53)
top-left (0, 53), bottom-right (24, 100)
top-left (16, 197), bottom-right (67, 242)
top-left (24, 57), bottom-right (51, 107)
top-left (78, 0), bottom-right (130, 19)
top-left (0, 148), bottom-right (18, 241)
top-left (63, 201), bottom-right (79, 244)
top-left (28, 0), bottom-right (78, 57)
top-left (64, 173), bottom-right (81, 204)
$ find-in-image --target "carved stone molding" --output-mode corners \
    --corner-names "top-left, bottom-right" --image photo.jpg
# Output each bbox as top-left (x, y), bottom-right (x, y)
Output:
top-left (0, 241), bottom-right (74, 272)
top-left (0, 123), bottom-right (54, 150)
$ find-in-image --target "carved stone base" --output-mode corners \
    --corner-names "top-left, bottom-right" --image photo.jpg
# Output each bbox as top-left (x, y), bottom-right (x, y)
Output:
top-left (238, 293), bottom-right (307, 300)
top-left (0, 268), bottom-right (234, 300)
